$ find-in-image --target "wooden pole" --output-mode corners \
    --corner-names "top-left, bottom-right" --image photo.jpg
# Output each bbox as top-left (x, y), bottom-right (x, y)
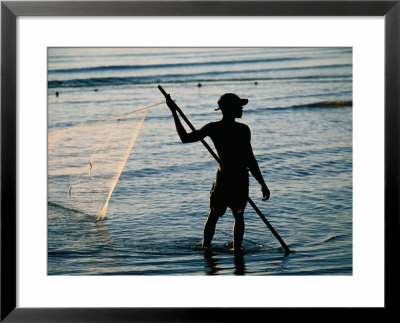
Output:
top-left (158, 85), bottom-right (291, 255)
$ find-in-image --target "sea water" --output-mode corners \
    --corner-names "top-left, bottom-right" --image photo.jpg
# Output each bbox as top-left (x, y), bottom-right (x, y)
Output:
top-left (48, 48), bottom-right (352, 275)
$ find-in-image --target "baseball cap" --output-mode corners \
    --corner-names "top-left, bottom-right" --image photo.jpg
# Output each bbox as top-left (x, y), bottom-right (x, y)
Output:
top-left (216, 93), bottom-right (249, 111)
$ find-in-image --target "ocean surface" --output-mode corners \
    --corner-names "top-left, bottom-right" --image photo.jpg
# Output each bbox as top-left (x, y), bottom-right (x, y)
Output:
top-left (48, 48), bottom-right (352, 275)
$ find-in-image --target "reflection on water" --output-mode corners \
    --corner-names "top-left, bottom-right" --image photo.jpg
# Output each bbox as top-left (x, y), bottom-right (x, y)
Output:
top-left (203, 251), bottom-right (220, 275)
top-left (233, 251), bottom-right (245, 275)
top-left (203, 250), bottom-right (246, 275)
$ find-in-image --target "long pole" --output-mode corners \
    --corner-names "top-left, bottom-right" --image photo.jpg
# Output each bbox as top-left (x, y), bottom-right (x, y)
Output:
top-left (158, 85), bottom-right (291, 255)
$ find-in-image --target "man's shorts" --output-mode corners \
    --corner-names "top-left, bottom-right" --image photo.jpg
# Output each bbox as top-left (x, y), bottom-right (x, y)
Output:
top-left (210, 170), bottom-right (249, 215)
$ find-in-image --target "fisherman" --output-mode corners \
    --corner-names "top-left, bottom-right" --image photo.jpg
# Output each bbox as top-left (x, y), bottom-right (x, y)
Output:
top-left (166, 93), bottom-right (270, 251)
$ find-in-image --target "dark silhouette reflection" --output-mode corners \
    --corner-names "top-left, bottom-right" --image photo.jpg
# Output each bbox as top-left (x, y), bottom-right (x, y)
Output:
top-left (203, 250), bottom-right (247, 275)
top-left (233, 250), bottom-right (246, 275)
top-left (167, 93), bottom-right (270, 251)
top-left (203, 250), bottom-right (220, 275)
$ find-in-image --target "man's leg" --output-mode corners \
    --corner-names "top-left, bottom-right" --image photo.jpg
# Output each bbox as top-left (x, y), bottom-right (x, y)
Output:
top-left (202, 206), bottom-right (225, 248)
top-left (232, 208), bottom-right (245, 251)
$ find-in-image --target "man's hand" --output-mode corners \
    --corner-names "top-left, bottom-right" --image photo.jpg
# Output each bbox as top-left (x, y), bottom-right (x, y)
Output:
top-left (262, 184), bottom-right (270, 201)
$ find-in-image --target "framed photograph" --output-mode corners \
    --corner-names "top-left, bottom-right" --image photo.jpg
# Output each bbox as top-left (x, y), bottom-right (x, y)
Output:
top-left (2, 0), bottom-right (399, 321)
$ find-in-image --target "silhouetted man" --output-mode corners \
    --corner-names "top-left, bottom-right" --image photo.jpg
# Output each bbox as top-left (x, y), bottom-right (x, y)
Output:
top-left (166, 93), bottom-right (270, 251)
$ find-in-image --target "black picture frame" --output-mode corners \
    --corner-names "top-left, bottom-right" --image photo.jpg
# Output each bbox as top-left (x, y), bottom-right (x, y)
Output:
top-left (1, 1), bottom-right (399, 321)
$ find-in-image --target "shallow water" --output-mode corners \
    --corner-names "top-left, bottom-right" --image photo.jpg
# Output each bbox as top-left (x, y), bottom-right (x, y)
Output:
top-left (48, 48), bottom-right (352, 275)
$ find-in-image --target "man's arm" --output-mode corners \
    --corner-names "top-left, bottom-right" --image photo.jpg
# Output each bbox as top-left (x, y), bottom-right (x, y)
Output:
top-left (245, 127), bottom-right (271, 201)
top-left (166, 97), bottom-right (206, 143)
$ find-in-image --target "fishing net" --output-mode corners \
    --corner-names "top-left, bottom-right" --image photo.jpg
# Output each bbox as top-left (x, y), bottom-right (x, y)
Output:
top-left (48, 103), bottom-right (161, 222)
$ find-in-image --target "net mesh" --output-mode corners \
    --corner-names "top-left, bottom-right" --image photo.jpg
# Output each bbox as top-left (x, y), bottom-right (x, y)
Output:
top-left (48, 106), bottom-right (154, 222)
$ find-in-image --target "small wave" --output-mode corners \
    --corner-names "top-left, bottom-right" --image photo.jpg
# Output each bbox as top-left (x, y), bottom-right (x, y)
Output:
top-left (48, 73), bottom-right (351, 89)
top-left (295, 100), bottom-right (352, 108)
top-left (48, 250), bottom-right (95, 257)
top-left (48, 201), bottom-right (80, 213)
top-left (322, 235), bottom-right (344, 243)
top-left (48, 56), bottom-right (311, 75)
top-left (48, 201), bottom-right (92, 218)
top-left (264, 100), bottom-right (352, 111)
top-left (304, 235), bottom-right (344, 247)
